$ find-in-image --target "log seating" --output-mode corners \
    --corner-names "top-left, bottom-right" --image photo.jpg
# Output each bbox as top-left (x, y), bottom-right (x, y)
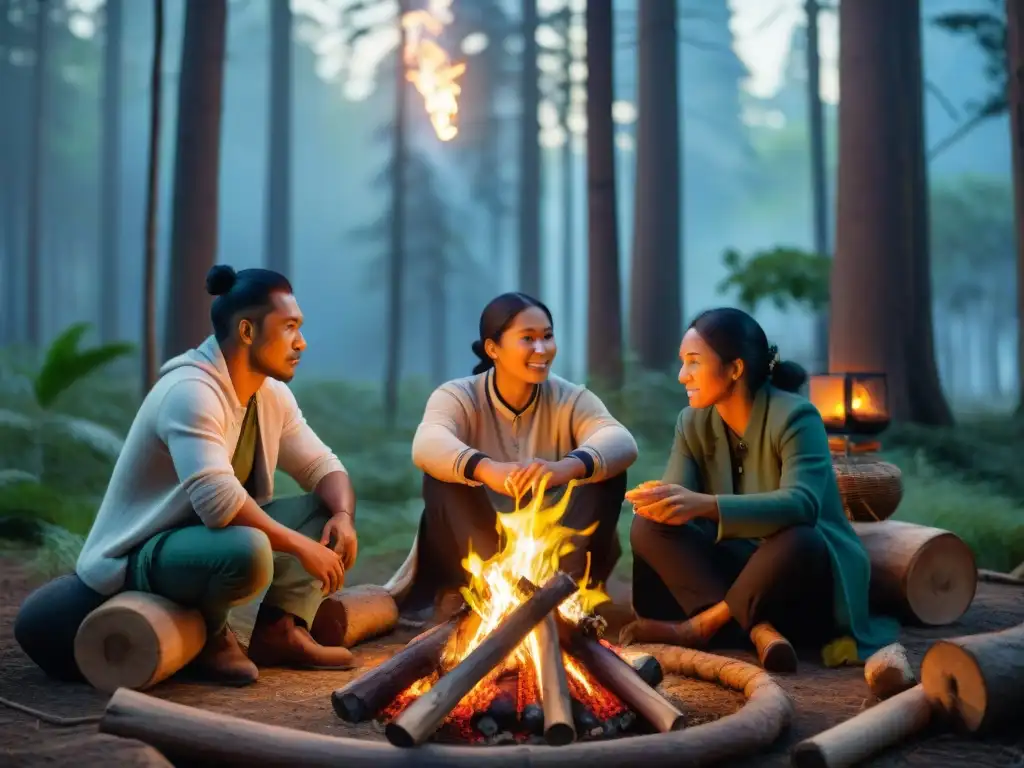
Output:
top-left (74, 592), bottom-right (207, 693)
top-left (853, 520), bottom-right (977, 626)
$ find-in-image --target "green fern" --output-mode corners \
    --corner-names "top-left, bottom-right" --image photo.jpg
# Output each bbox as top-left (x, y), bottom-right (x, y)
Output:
top-left (33, 322), bottom-right (135, 409)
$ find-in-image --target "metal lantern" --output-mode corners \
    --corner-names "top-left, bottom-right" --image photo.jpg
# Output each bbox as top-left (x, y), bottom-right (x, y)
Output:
top-left (808, 372), bottom-right (890, 436)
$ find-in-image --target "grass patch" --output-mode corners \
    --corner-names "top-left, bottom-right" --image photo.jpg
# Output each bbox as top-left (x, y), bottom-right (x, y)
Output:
top-left (1, 350), bottom-right (1022, 581)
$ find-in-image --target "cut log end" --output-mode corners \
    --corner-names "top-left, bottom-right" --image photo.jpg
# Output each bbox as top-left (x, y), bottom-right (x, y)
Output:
top-left (853, 521), bottom-right (977, 626)
top-left (544, 721), bottom-right (576, 746)
top-left (383, 721), bottom-right (416, 749)
top-left (74, 592), bottom-right (206, 693)
top-left (790, 740), bottom-right (830, 768)
top-left (920, 639), bottom-right (992, 734)
top-left (904, 534), bottom-right (977, 626)
top-left (331, 692), bottom-right (368, 724)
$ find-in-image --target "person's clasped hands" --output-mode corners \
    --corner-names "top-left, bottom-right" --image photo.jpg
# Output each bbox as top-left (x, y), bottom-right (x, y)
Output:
top-left (474, 457), bottom-right (583, 499)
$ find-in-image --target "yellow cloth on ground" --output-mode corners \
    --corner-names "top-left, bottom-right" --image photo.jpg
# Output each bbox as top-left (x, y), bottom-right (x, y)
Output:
top-left (822, 635), bottom-right (863, 668)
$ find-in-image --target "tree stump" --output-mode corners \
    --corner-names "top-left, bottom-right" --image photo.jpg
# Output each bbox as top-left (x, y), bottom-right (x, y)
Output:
top-left (853, 520), bottom-right (977, 625)
top-left (74, 591), bottom-right (206, 693)
top-left (920, 621), bottom-right (1024, 734)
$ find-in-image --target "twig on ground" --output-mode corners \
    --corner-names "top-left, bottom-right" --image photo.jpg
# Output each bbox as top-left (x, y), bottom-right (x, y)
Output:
top-left (0, 694), bottom-right (102, 726)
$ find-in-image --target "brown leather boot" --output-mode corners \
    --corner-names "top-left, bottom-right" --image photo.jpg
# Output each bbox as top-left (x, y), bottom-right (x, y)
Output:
top-left (191, 628), bottom-right (259, 686)
top-left (750, 622), bottom-right (798, 673)
top-left (248, 609), bottom-right (355, 670)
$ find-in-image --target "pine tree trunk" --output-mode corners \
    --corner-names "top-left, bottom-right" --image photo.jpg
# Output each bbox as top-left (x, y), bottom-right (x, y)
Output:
top-left (806, 0), bottom-right (829, 374)
top-left (163, 0), bottom-right (227, 360)
top-left (0, 0), bottom-right (20, 344)
top-left (586, 0), bottom-right (623, 390)
top-left (265, 0), bottom-right (291, 276)
top-left (142, 0), bottom-right (164, 393)
top-left (830, 0), bottom-right (952, 425)
top-left (25, 0), bottom-right (50, 349)
top-left (560, 138), bottom-right (574, 380)
top-left (383, 9), bottom-right (408, 427)
top-left (628, 0), bottom-right (680, 372)
top-left (517, 0), bottom-right (540, 296)
top-left (98, 0), bottom-right (123, 343)
top-left (427, 250), bottom-right (445, 385)
top-left (1007, 0), bottom-right (1024, 410)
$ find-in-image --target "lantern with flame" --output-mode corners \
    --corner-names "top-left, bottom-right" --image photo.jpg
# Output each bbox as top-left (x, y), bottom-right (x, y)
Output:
top-left (808, 373), bottom-right (890, 436)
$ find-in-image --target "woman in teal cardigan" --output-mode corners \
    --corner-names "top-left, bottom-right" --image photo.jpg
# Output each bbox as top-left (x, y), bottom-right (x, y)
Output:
top-left (621, 308), bottom-right (899, 671)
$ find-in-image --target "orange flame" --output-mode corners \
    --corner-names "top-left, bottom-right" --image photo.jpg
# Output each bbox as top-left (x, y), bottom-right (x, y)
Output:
top-left (402, 0), bottom-right (465, 141)
top-left (447, 475), bottom-right (608, 693)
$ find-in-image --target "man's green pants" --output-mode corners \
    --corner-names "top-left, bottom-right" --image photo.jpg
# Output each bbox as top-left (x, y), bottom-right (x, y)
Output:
top-left (126, 494), bottom-right (332, 643)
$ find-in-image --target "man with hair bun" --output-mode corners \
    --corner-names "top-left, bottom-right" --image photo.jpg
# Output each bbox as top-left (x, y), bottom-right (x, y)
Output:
top-left (14, 264), bottom-right (361, 685)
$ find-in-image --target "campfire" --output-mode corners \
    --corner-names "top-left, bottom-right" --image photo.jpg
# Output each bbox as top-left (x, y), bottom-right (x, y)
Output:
top-left (332, 477), bottom-right (686, 747)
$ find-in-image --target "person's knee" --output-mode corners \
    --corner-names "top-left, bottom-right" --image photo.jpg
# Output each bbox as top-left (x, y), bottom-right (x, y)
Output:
top-left (768, 524), bottom-right (826, 560)
top-left (629, 514), bottom-right (661, 560)
top-left (218, 527), bottom-right (274, 598)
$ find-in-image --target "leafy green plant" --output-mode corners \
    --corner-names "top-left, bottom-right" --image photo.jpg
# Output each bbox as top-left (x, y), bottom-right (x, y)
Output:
top-left (0, 324), bottom-right (134, 466)
top-left (717, 246), bottom-right (832, 313)
top-left (0, 325), bottom-right (134, 540)
top-left (33, 322), bottom-right (136, 409)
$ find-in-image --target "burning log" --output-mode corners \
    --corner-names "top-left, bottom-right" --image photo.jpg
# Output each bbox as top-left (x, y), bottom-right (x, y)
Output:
top-left (331, 610), bottom-right (464, 723)
top-left (852, 520), bottom-right (977, 626)
top-left (790, 685), bottom-right (934, 768)
top-left (920, 621), bottom-right (1024, 734)
top-left (615, 647), bottom-right (664, 688)
top-left (311, 585), bottom-right (400, 648)
top-left (535, 614), bottom-right (576, 745)
top-left (73, 591), bottom-right (206, 693)
top-left (385, 571), bottom-right (579, 747)
top-left (564, 632), bottom-right (685, 733)
top-left (864, 643), bottom-right (916, 700)
top-left (516, 577), bottom-right (684, 733)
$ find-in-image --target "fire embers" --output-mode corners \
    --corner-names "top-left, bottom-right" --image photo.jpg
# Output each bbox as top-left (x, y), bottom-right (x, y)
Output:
top-left (379, 662), bottom-right (638, 745)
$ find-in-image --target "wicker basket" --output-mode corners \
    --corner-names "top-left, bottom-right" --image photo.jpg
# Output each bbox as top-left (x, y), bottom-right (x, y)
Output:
top-left (832, 454), bottom-right (903, 522)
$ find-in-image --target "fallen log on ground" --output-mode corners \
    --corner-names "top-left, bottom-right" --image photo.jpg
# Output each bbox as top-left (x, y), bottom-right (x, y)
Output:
top-left (852, 520), bottom-right (977, 626)
top-left (74, 591), bottom-right (206, 693)
top-left (977, 568), bottom-right (1024, 586)
top-left (920, 621), bottom-right (1024, 735)
top-left (790, 684), bottom-right (934, 768)
top-left (864, 643), bottom-right (916, 700)
top-left (99, 642), bottom-right (791, 767)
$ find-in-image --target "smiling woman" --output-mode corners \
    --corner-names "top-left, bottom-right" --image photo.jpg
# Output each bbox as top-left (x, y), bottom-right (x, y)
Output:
top-left (395, 293), bottom-right (639, 618)
top-left (621, 307), bottom-right (901, 673)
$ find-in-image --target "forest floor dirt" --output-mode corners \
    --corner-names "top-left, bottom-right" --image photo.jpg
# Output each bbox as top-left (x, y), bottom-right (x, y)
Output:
top-left (2, 554), bottom-right (1024, 767)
